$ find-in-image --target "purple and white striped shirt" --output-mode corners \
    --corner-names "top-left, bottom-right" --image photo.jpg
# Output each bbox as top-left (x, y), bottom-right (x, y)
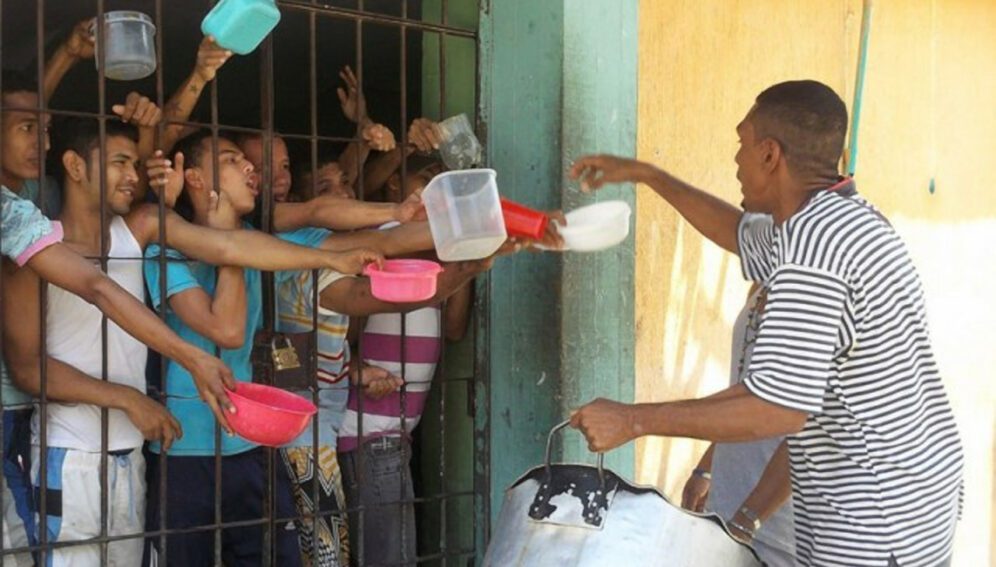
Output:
top-left (337, 306), bottom-right (441, 452)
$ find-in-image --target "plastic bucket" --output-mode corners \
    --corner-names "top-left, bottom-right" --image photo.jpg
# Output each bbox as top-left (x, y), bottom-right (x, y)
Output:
top-left (227, 382), bottom-right (317, 447)
top-left (364, 259), bottom-right (443, 303)
top-left (94, 11), bottom-right (157, 81)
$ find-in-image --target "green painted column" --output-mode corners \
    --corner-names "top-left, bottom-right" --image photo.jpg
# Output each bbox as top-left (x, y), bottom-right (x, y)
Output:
top-left (476, 0), bottom-right (565, 553)
top-left (477, 0), bottom-right (639, 557)
top-left (558, 1), bottom-right (639, 474)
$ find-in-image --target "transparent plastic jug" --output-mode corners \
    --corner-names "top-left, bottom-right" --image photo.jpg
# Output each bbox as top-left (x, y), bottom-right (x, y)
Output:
top-left (437, 114), bottom-right (483, 170)
top-left (94, 11), bottom-right (157, 81)
top-left (422, 169), bottom-right (507, 262)
top-left (201, 0), bottom-right (282, 55)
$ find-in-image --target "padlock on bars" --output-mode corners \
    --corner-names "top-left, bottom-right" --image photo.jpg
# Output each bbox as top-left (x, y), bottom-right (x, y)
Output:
top-left (271, 336), bottom-right (302, 372)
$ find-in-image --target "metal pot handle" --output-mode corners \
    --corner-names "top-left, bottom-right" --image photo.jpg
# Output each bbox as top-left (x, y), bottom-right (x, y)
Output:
top-left (528, 419), bottom-right (615, 527)
top-left (544, 419), bottom-right (605, 486)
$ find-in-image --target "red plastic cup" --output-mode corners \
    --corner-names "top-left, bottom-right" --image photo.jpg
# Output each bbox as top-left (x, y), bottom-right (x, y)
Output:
top-left (364, 259), bottom-right (443, 302)
top-left (501, 198), bottom-right (549, 240)
top-left (227, 383), bottom-right (318, 447)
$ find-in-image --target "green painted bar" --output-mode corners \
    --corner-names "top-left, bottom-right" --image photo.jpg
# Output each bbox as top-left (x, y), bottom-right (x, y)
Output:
top-left (558, 0), bottom-right (639, 475)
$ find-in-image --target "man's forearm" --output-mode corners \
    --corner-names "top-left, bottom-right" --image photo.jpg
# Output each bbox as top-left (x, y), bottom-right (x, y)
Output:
top-left (739, 440), bottom-right (792, 523)
top-left (161, 72), bottom-right (208, 151)
top-left (363, 147), bottom-right (404, 197)
top-left (43, 47), bottom-right (78, 103)
top-left (639, 166), bottom-right (743, 254)
top-left (629, 384), bottom-right (806, 443)
top-left (14, 355), bottom-right (141, 411)
top-left (273, 199), bottom-right (398, 232)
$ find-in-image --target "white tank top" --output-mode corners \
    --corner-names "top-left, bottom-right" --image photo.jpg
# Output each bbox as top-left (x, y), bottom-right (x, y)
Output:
top-left (33, 216), bottom-right (148, 452)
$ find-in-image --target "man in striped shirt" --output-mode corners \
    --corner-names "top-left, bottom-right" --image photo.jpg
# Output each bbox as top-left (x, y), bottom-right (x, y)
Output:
top-left (569, 80), bottom-right (963, 567)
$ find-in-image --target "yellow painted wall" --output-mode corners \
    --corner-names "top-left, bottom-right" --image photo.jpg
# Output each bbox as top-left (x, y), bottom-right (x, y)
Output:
top-left (634, 1), bottom-right (996, 565)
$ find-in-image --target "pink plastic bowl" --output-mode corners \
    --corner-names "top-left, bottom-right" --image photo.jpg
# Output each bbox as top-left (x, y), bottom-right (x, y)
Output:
top-left (364, 259), bottom-right (443, 302)
top-left (227, 383), bottom-right (317, 447)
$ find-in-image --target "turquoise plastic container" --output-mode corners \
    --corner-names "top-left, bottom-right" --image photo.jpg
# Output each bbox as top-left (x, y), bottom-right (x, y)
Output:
top-left (200, 0), bottom-right (281, 55)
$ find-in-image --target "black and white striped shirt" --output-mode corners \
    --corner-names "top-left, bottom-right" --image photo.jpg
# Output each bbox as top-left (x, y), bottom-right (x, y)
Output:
top-left (738, 180), bottom-right (963, 567)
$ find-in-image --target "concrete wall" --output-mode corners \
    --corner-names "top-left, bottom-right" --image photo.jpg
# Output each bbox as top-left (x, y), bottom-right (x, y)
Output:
top-left (634, 1), bottom-right (996, 564)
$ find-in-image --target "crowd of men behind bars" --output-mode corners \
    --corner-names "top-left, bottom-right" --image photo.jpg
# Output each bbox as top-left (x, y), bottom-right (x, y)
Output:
top-left (0, 17), bottom-right (516, 567)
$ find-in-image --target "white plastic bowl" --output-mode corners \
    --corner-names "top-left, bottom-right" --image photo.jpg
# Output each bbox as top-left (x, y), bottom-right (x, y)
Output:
top-left (556, 200), bottom-right (631, 252)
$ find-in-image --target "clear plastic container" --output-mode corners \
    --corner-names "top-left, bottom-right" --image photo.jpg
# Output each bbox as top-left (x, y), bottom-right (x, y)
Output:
top-left (201, 0), bottom-right (282, 56)
top-left (437, 113), bottom-right (483, 170)
top-left (422, 169), bottom-right (507, 262)
top-left (94, 11), bottom-right (157, 81)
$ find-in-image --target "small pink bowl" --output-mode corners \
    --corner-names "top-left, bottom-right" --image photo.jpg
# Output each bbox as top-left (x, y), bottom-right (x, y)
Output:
top-left (227, 383), bottom-right (317, 447)
top-left (364, 259), bottom-right (443, 302)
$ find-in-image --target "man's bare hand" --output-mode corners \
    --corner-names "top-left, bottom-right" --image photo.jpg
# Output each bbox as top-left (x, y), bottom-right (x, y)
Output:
top-left (354, 365), bottom-right (404, 400)
top-left (330, 248), bottom-right (384, 275)
top-left (407, 118), bottom-right (443, 153)
top-left (570, 155), bottom-right (652, 192)
top-left (681, 472), bottom-right (711, 513)
top-left (112, 92), bottom-right (162, 129)
top-left (569, 397), bottom-right (638, 453)
top-left (146, 150), bottom-right (184, 208)
top-left (337, 65), bottom-right (368, 125)
top-left (393, 189), bottom-right (426, 223)
top-left (186, 351), bottom-right (238, 436)
top-left (122, 388), bottom-right (183, 452)
top-left (362, 123), bottom-right (396, 152)
top-left (64, 18), bottom-right (96, 60)
top-left (193, 36), bottom-right (232, 83)
top-left (206, 190), bottom-right (241, 230)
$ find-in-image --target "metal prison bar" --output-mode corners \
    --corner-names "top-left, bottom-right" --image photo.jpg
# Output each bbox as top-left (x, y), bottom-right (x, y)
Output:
top-left (0, 0), bottom-right (482, 565)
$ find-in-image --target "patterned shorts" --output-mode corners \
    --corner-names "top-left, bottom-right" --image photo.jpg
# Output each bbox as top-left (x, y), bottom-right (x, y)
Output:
top-left (280, 446), bottom-right (350, 567)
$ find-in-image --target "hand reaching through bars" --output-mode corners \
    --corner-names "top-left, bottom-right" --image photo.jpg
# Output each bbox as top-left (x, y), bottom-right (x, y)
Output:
top-left (362, 123), bottom-right (396, 152)
top-left (146, 150), bottom-right (184, 208)
top-left (407, 117), bottom-right (444, 153)
top-left (194, 36), bottom-right (232, 83)
top-left (337, 65), bottom-right (368, 125)
top-left (393, 188), bottom-right (426, 223)
top-left (353, 364), bottom-right (404, 400)
top-left (63, 18), bottom-right (96, 61)
top-left (112, 92), bottom-right (162, 129)
top-left (185, 350), bottom-right (238, 436)
top-left (328, 247), bottom-right (385, 275)
top-left (121, 387), bottom-right (183, 451)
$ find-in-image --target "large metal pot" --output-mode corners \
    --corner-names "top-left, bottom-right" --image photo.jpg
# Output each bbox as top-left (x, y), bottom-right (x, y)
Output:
top-left (484, 421), bottom-right (764, 566)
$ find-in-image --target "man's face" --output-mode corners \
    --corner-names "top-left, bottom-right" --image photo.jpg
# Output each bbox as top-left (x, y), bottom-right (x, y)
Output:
top-left (310, 162), bottom-right (354, 200)
top-left (386, 162), bottom-right (442, 201)
top-left (1, 91), bottom-right (50, 188)
top-left (734, 114), bottom-right (775, 213)
top-left (241, 136), bottom-right (291, 202)
top-left (198, 138), bottom-right (259, 215)
top-left (83, 135), bottom-right (140, 216)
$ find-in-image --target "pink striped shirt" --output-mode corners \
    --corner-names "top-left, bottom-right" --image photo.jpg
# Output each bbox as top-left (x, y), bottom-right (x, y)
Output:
top-left (337, 306), bottom-right (441, 452)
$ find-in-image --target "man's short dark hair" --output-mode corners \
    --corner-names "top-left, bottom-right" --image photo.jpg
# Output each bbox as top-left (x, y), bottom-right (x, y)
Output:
top-left (50, 117), bottom-right (138, 186)
top-left (171, 129), bottom-right (213, 170)
top-left (1, 68), bottom-right (38, 98)
top-left (751, 80), bottom-right (848, 177)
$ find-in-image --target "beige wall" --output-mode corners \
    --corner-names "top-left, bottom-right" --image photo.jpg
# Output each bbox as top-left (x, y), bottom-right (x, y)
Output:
top-left (634, 1), bottom-right (996, 564)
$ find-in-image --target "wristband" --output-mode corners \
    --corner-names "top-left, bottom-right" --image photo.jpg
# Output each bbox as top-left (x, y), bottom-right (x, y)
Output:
top-left (737, 505), bottom-right (762, 532)
top-left (728, 519), bottom-right (755, 539)
top-left (692, 468), bottom-right (712, 481)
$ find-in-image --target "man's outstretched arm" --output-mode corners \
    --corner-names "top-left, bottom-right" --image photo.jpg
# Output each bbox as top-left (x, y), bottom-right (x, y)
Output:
top-left (571, 155), bottom-right (743, 253)
top-left (18, 244), bottom-right (237, 429)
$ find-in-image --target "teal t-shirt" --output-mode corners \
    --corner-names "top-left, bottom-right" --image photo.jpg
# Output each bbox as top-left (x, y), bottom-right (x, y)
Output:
top-left (1, 186), bottom-right (62, 408)
top-left (144, 244), bottom-right (261, 456)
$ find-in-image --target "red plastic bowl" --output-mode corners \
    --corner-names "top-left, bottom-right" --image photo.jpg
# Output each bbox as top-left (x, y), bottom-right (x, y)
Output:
top-left (501, 198), bottom-right (549, 240)
top-left (227, 383), bottom-right (317, 447)
top-left (364, 259), bottom-right (443, 302)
